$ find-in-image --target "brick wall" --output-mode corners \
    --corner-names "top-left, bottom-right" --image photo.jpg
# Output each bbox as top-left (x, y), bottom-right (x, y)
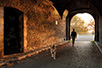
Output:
top-left (0, 7), bottom-right (4, 58)
top-left (0, 0), bottom-right (66, 52)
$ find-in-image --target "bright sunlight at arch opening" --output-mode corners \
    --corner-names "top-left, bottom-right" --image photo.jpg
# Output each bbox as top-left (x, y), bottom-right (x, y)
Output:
top-left (70, 13), bottom-right (95, 41)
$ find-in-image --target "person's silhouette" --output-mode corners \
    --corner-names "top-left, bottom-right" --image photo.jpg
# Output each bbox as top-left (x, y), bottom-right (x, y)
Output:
top-left (71, 29), bottom-right (77, 46)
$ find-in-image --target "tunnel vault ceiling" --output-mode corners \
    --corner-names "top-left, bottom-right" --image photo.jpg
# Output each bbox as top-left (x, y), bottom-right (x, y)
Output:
top-left (50, 0), bottom-right (102, 17)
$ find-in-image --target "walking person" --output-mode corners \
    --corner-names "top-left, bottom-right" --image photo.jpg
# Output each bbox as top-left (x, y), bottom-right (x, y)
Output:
top-left (71, 29), bottom-right (77, 47)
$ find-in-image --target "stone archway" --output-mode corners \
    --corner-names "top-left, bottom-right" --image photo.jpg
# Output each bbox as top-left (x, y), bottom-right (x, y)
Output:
top-left (4, 7), bottom-right (24, 55)
top-left (66, 9), bottom-right (99, 41)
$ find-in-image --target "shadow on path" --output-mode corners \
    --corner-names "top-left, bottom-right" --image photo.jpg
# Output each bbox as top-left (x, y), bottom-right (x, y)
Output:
top-left (3, 41), bottom-right (102, 68)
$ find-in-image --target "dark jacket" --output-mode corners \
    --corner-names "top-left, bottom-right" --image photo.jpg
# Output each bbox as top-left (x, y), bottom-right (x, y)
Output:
top-left (71, 31), bottom-right (77, 37)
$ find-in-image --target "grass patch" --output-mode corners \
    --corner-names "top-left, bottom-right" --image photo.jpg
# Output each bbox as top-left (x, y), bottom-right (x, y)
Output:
top-left (91, 41), bottom-right (95, 43)
top-left (68, 40), bottom-right (72, 42)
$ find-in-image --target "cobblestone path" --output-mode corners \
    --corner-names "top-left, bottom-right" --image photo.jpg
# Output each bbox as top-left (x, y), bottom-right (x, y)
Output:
top-left (3, 41), bottom-right (102, 68)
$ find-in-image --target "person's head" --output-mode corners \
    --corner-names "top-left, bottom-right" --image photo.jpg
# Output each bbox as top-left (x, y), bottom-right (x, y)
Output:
top-left (73, 29), bottom-right (75, 31)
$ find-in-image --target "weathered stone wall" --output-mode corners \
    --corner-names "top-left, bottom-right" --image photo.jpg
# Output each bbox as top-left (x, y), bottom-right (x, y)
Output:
top-left (99, 15), bottom-right (102, 43)
top-left (0, 7), bottom-right (4, 58)
top-left (0, 0), bottom-right (66, 52)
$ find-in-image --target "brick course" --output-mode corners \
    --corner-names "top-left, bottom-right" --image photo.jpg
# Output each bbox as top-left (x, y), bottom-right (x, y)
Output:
top-left (0, 0), bottom-right (66, 53)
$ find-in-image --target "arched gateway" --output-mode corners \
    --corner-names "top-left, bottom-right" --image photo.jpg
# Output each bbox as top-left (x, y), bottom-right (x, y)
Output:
top-left (66, 9), bottom-right (99, 41)
top-left (0, 0), bottom-right (102, 58)
top-left (51, 0), bottom-right (100, 42)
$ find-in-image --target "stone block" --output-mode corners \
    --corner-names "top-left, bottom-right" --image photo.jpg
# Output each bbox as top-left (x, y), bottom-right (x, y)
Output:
top-left (17, 55), bottom-right (27, 60)
top-left (0, 7), bottom-right (4, 58)
top-left (0, 50), bottom-right (3, 58)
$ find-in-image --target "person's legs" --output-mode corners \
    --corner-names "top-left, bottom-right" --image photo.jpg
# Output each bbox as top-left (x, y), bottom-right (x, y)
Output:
top-left (72, 37), bottom-right (75, 46)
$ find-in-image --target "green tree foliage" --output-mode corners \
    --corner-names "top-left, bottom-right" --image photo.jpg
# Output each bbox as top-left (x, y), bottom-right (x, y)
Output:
top-left (70, 15), bottom-right (88, 33)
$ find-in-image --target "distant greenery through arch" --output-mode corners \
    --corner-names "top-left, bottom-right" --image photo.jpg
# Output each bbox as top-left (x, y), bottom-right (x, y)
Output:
top-left (70, 13), bottom-right (95, 35)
